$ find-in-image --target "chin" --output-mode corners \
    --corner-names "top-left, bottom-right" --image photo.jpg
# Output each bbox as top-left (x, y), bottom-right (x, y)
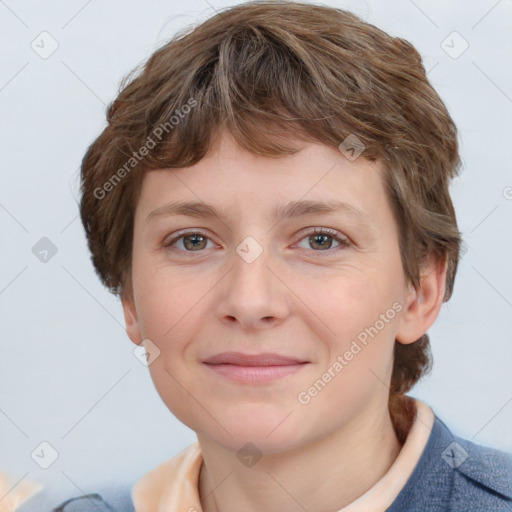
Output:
top-left (197, 408), bottom-right (314, 455)
top-left (212, 428), bottom-right (305, 456)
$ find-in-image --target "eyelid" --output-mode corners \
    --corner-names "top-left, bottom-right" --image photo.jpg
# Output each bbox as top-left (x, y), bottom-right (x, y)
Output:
top-left (299, 226), bottom-right (347, 240)
top-left (293, 226), bottom-right (350, 253)
top-left (163, 229), bottom-right (217, 249)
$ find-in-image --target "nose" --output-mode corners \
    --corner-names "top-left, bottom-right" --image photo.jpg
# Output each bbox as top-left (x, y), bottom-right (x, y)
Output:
top-left (214, 236), bottom-right (291, 331)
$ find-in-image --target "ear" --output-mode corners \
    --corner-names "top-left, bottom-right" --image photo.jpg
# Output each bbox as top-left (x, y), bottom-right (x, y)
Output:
top-left (396, 255), bottom-right (448, 345)
top-left (121, 290), bottom-right (144, 346)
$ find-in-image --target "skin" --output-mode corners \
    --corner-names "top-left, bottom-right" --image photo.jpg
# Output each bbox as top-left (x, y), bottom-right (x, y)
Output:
top-left (122, 129), bottom-right (447, 511)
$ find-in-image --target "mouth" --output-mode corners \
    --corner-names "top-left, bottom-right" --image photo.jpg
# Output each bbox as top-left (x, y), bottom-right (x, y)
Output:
top-left (202, 352), bottom-right (310, 383)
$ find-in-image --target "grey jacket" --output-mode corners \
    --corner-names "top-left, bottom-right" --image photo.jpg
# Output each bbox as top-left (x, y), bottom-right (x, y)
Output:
top-left (18, 414), bottom-right (512, 511)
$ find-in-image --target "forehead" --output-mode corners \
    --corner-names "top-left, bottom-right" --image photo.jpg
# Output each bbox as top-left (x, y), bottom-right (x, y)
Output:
top-left (136, 130), bottom-right (391, 229)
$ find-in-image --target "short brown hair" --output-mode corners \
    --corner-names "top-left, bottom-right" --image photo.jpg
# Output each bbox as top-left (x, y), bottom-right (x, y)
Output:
top-left (79, 0), bottom-right (462, 441)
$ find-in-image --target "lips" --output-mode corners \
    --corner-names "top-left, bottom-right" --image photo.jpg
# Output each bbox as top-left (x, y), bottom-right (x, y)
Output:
top-left (203, 352), bottom-right (307, 366)
top-left (203, 352), bottom-right (309, 383)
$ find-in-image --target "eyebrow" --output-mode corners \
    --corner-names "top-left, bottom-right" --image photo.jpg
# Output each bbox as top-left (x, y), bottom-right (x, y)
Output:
top-left (145, 199), bottom-right (374, 227)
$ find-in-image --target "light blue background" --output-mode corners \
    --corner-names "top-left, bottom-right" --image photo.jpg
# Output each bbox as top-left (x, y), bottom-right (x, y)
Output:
top-left (1, 0), bottom-right (511, 504)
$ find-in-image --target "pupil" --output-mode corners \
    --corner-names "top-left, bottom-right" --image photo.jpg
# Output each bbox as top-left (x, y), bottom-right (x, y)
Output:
top-left (312, 234), bottom-right (331, 250)
top-left (186, 234), bottom-right (204, 249)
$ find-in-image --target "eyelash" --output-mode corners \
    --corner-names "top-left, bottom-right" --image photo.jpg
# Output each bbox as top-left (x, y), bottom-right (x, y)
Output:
top-left (163, 227), bottom-right (350, 256)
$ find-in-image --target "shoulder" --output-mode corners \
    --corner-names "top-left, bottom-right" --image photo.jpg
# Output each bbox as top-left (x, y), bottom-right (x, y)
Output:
top-left (454, 431), bottom-right (512, 497)
top-left (389, 414), bottom-right (512, 512)
top-left (16, 482), bottom-right (135, 512)
top-left (15, 443), bottom-right (201, 512)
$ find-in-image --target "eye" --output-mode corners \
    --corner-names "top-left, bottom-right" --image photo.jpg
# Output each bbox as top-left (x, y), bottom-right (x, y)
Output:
top-left (295, 227), bottom-right (350, 253)
top-left (164, 231), bottom-right (215, 252)
top-left (163, 227), bottom-right (350, 255)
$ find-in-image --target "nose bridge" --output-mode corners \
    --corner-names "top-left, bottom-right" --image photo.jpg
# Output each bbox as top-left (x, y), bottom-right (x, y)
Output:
top-left (232, 233), bottom-right (275, 301)
top-left (216, 232), bottom-right (289, 327)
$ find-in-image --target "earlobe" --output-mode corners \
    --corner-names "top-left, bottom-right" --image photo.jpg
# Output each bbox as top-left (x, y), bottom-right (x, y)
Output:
top-left (395, 256), bottom-right (448, 345)
top-left (121, 292), bottom-right (144, 346)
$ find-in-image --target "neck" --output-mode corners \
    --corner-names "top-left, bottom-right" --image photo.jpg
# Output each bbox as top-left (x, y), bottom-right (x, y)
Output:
top-left (198, 399), bottom-right (402, 512)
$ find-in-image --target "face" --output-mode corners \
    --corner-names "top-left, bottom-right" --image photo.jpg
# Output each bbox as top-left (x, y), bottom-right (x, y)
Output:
top-left (123, 130), bottom-right (418, 453)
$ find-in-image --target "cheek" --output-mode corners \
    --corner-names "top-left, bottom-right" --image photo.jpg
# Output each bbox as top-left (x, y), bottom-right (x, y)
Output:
top-left (309, 270), bottom-right (399, 334)
top-left (133, 260), bottom-right (195, 340)
top-left (295, 276), bottom-right (399, 422)
top-left (308, 272), bottom-right (401, 389)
